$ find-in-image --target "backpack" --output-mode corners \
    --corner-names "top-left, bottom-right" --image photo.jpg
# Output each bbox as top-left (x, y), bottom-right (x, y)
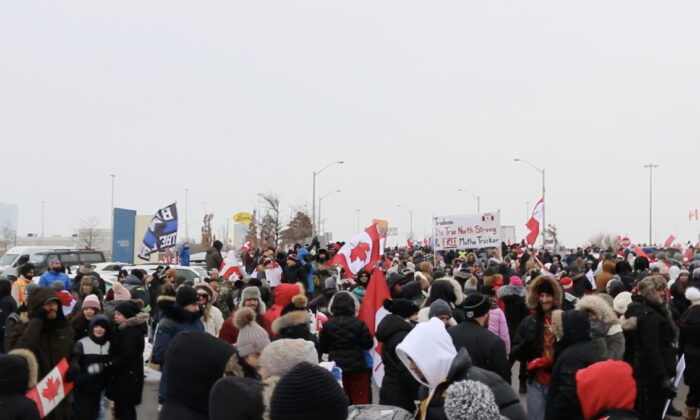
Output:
top-left (346, 405), bottom-right (414, 420)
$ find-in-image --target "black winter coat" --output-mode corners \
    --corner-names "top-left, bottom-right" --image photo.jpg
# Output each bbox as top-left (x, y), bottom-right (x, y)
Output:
top-left (546, 311), bottom-right (598, 420)
top-left (448, 319), bottom-right (511, 382)
top-left (75, 316), bottom-right (112, 395)
top-left (680, 303), bottom-right (700, 387)
top-left (511, 312), bottom-right (544, 366)
top-left (375, 314), bottom-right (419, 412)
top-left (497, 285), bottom-right (529, 342)
top-left (283, 263), bottom-right (306, 285)
top-left (0, 351), bottom-right (41, 420)
top-left (420, 348), bottom-right (527, 420)
top-left (0, 280), bottom-right (17, 352)
top-left (623, 295), bottom-right (676, 383)
top-left (105, 312), bottom-right (148, 405)
top-left (319, 315), bottom-right (372, 373)
top-left (6, 287), bottom-right (79, 420)
top-left (205, 246), bottom-right (223, 272)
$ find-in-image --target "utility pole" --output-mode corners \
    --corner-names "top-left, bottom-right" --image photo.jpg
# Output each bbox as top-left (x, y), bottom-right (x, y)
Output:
top-left (643, 163), bottom-right (658, 245)
top-left (41, 201), bottom-right (45, 239)
top-left (185, 188), bottom-right (189, 242)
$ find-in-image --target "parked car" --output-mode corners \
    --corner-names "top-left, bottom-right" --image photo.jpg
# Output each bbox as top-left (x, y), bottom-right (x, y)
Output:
top-left (0, 246), bottom-right (72, 277)
top-left (121, 264), bottom-right (208, 285)
top-left (31, 250), bottom-right (106, 276)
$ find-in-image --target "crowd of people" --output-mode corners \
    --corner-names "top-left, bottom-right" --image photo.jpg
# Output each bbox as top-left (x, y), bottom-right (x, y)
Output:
top-left (1, 240), bottom-right (699, 420)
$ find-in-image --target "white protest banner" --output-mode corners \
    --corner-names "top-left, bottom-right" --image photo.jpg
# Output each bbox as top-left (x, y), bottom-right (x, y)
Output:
top-left (433, 212), bottom-right (501, 250)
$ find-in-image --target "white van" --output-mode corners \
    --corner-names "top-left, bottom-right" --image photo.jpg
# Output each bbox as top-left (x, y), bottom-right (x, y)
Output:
top-left (0, 246), bottom-right (72, 276)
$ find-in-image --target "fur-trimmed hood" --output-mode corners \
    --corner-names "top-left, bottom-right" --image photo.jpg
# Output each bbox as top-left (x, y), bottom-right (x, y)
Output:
top-left (328, 291), bottom-right (360, 316)
top-left (434, 277), bottom-right (464, 306)
top-left (0, 348), bottom-right (39, 393)
top-left (271, 310), bottom-right (310, 334)
top-left (575, 295), bottom-right (618, 325)
top-left (551, 309), bottom-right (590, 346)
top-left (118, 311), bottom-right (149, 330)
top-left (497, 284), bottom-right (527, 299)
top-left (526, 275), bottom-right (563, 310)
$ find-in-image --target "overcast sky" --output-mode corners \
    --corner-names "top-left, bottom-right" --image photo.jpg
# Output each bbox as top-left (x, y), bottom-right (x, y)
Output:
top-left (2, 1), bottom-right (700, 248)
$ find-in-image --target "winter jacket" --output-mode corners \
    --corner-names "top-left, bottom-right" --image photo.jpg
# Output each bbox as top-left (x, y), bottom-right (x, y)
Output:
top-left (296, 248), bottom-right (315, 293)
top-left (0, 279), bottom-right (17, 353)
top-left (396, 318), bottom-right (526, 420)
top-left (623, 293), bottom-right (676, 383)
top-left (205, 246), bottom-right (223, 272)
top-left (375, 314), bottom-right (420, 412)
top-left (670, 282), bottom-right (691, 316)
top-left (0, 349), bottom-right (41, 420)
top-left (546, 310), bottom-right (599, 420)
top-left (152, 296), bottom-right (204, 364)
top-left (263, 283), bottom-right (301, 328)
top-left (105, 311), bottom-right (149, 406)
top-left (202, 304), bottom-right (225, 336)
top-left (319, 292), bottom-right (372, 373)
top-left (6, 287), bottom-right (79, 420)
top-left (497, 284), bottom-right (529, 342)
top-left (74, 315), bottom-right (111, 395)
top-left (209, 376), bottom-right (264, 420)
top-left (448, 319), bottom-right (511, 383)
top-left (159, 331), bottom-right (236, 420)
top-left (680, 301), bottom-right (700, 387)
top-left (219, 308), bottom-right (271, 345)
top-left (308, 289), bottom-right (336, 316)
top-left (179, 246), bottom-right (191, 266)
top-left (283, 263), bottom-right (306, 285)
top-left (488, 307), bottom-right (511, 355)
top-left (575, 360), bottom-right (638, 420)
top-left (575, 295), bottom-right (625, 360)
top-left (594, 261), bottom-right (615, 293)
top-left (124, 274), bottom-right (150, 312)
top-left (38, 270), bottom-right (71, 290)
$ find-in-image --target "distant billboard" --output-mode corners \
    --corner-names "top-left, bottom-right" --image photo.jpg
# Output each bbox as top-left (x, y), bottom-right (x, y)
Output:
top-left (0, 203), bottom-right (18, 232)
top-left (112, 208), bottom-right (136, 263)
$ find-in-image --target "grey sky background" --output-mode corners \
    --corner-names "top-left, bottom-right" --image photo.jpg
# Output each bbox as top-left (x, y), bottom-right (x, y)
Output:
top-left (2, 1), bottom-right (700, 248)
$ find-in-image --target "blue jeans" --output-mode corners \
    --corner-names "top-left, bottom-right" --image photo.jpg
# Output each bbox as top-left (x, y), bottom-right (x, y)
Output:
top-left (526, 380), bottom-right (548, 420)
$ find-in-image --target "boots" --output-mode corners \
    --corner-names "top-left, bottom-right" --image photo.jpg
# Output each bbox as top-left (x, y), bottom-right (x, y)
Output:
top-left (684, 406), bottom-right (698, 420)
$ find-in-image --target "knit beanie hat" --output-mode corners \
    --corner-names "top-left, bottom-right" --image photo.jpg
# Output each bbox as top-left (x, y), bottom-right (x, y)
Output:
top-left (686, 286), bottom-right (700, 303)
top-left (382, 298), bottom-right (419, 319)
top-left (560, 277), bottom-right (574, 291)
top-left (176, 285), bottom-right (199, 307)
top-left (115, 300), bottom-right (140, 319)
top-left (444, 379), bottom-right (505, 420)
top-left (509, 276), bottom-right (523, 287)
top-left (613, 291), bottom-right (632, 315)
top-left (260, 339), bottom-right (318, 378)
top-left (111, 283), bottom-right (131, 300)
top-left (281, 294), bottom-right (308, 316)
top-left (82, 294), bottom-right (101, 310)
top-left (429, 299), bottom-right (453, 319)
top-left (234, 307), bottom-right (271, 357)
top-left (270, 362), bottom-right (348, 420)
top-left (462, 293), bottom-right (490, 319)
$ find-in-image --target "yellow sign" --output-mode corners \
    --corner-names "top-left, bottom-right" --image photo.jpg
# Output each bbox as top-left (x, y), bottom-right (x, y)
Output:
top-left (233, 212), bottom-right (253, 224)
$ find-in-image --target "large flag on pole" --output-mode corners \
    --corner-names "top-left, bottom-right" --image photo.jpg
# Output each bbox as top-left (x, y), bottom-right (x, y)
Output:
top-left (330, 224), bottom-right (386, 276)
top-left (219, 251), bottom-right (242, 280)
top-left (138, 203), bottom-right (178, 260)
top-left (358, 269), bottom-right (391, 387)
top-left (26, 358), bottom-right (73, 418)
top-left (525, 198), bottom-right (544, 245)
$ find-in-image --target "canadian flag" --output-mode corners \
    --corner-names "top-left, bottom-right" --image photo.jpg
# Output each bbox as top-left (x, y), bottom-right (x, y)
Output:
top-left (330, 224), bottom-right (385, 276)
top-left (525, 198), bottom-right (544, 245)
top-left (26, 358), bottom-right (74, 418)
top-left (315, 311), bottom-right (329, 331)
top-left (690, 209), bottom-right (699, 222)
top-left (358, 269), bottom-right (391, 387)
top-left (219, 251), bottom-right (242, 280)
top-left (241, 241), bottom-right (251, 252)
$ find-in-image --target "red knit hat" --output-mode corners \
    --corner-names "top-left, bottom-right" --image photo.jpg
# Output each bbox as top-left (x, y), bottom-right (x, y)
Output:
top-left (576, 360), bottom-right (636, 420)
top-left (560, 277), bottom-right (574, 291)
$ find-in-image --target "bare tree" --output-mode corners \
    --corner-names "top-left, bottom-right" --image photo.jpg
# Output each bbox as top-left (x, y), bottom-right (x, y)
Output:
top-left (76, 217), bottom-right (99, 249)
top-left (244, 210), bottom-right (259, 249)
top-left (259, 192), bottom-right (282, 249)
top-left (281, 211), bottom-right (312, 247)
top-left (201, 213), bottom-right (214, 251)
top-left (217, 222), bottom-right (231, 251)
top-left (586, 232), bottom-right (620, 249)
top-left (0, 225), bottom-right (17, 250)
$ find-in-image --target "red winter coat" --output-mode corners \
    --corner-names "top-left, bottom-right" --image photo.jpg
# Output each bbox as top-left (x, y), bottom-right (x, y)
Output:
top-left (263, 284), bottom-right (301, 331)
top-left (576, 360), bottom-right (636, 420)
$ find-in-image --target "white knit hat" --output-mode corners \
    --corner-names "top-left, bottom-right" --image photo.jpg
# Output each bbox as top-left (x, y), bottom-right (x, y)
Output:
top-left (686, 286), bottom-right (700, 303)
top-left (613, 291), bottom-right (633, 315)
top-left (444, 379), bottom-right (506, 420)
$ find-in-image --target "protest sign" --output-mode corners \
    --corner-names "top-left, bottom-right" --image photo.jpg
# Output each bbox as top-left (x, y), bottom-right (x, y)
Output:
top-left (433, 212), bottom-right (501, 250)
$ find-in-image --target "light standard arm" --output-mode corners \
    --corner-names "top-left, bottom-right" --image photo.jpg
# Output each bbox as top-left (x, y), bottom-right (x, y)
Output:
top-left (312, 161), bottom-right (344, 237)
top-left (514, 158), bottom-right (545, 247)
top-left (457, 189), bottom-right (481, 213)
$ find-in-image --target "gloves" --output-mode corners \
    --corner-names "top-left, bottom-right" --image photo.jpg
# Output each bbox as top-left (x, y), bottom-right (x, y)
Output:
top-left (64, 366), bottom-right (79, 383)
top-left (661, 378), bottom-right (677, 399)
top-left (31, 306), bottom-right (47, 320)
top-left (526, 357), bottom-right (554, 371)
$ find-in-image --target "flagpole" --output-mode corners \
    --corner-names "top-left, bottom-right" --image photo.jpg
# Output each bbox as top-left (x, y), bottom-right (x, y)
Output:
top-left (433, 216), bottom-right (437, 268)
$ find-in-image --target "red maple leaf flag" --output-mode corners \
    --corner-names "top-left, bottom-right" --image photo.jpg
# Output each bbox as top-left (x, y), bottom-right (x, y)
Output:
top-left (664, 235), bottom-right (676, 248)
top-left (26, 358), bottom-right (73, 418)
top-left (357, 269), bottom-right (392, 388)
top-left (330, 224), bottom-right (386, 276)
top-left (526, 198), bottom-right (544, 245)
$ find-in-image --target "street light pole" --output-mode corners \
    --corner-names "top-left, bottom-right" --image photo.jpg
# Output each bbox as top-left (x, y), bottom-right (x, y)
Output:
top-left (397, 205), bottom-right (413, 241)
top-left (110, 174), bottom-right (116, 230)
top-left (456, 189), bottom-right (481, 213)
top-left (185, 188), bottom-right (189, 242)
top-left (312, 161), bottom-right (344, 238)
top-left (514, 158), bottom-right (546, 247)
top-left (318, 190), bottom-right (341, 235)
top-left (643, 163), bottom-right (658, 245)
top-left (41, 201), bottom-right (45, 239)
